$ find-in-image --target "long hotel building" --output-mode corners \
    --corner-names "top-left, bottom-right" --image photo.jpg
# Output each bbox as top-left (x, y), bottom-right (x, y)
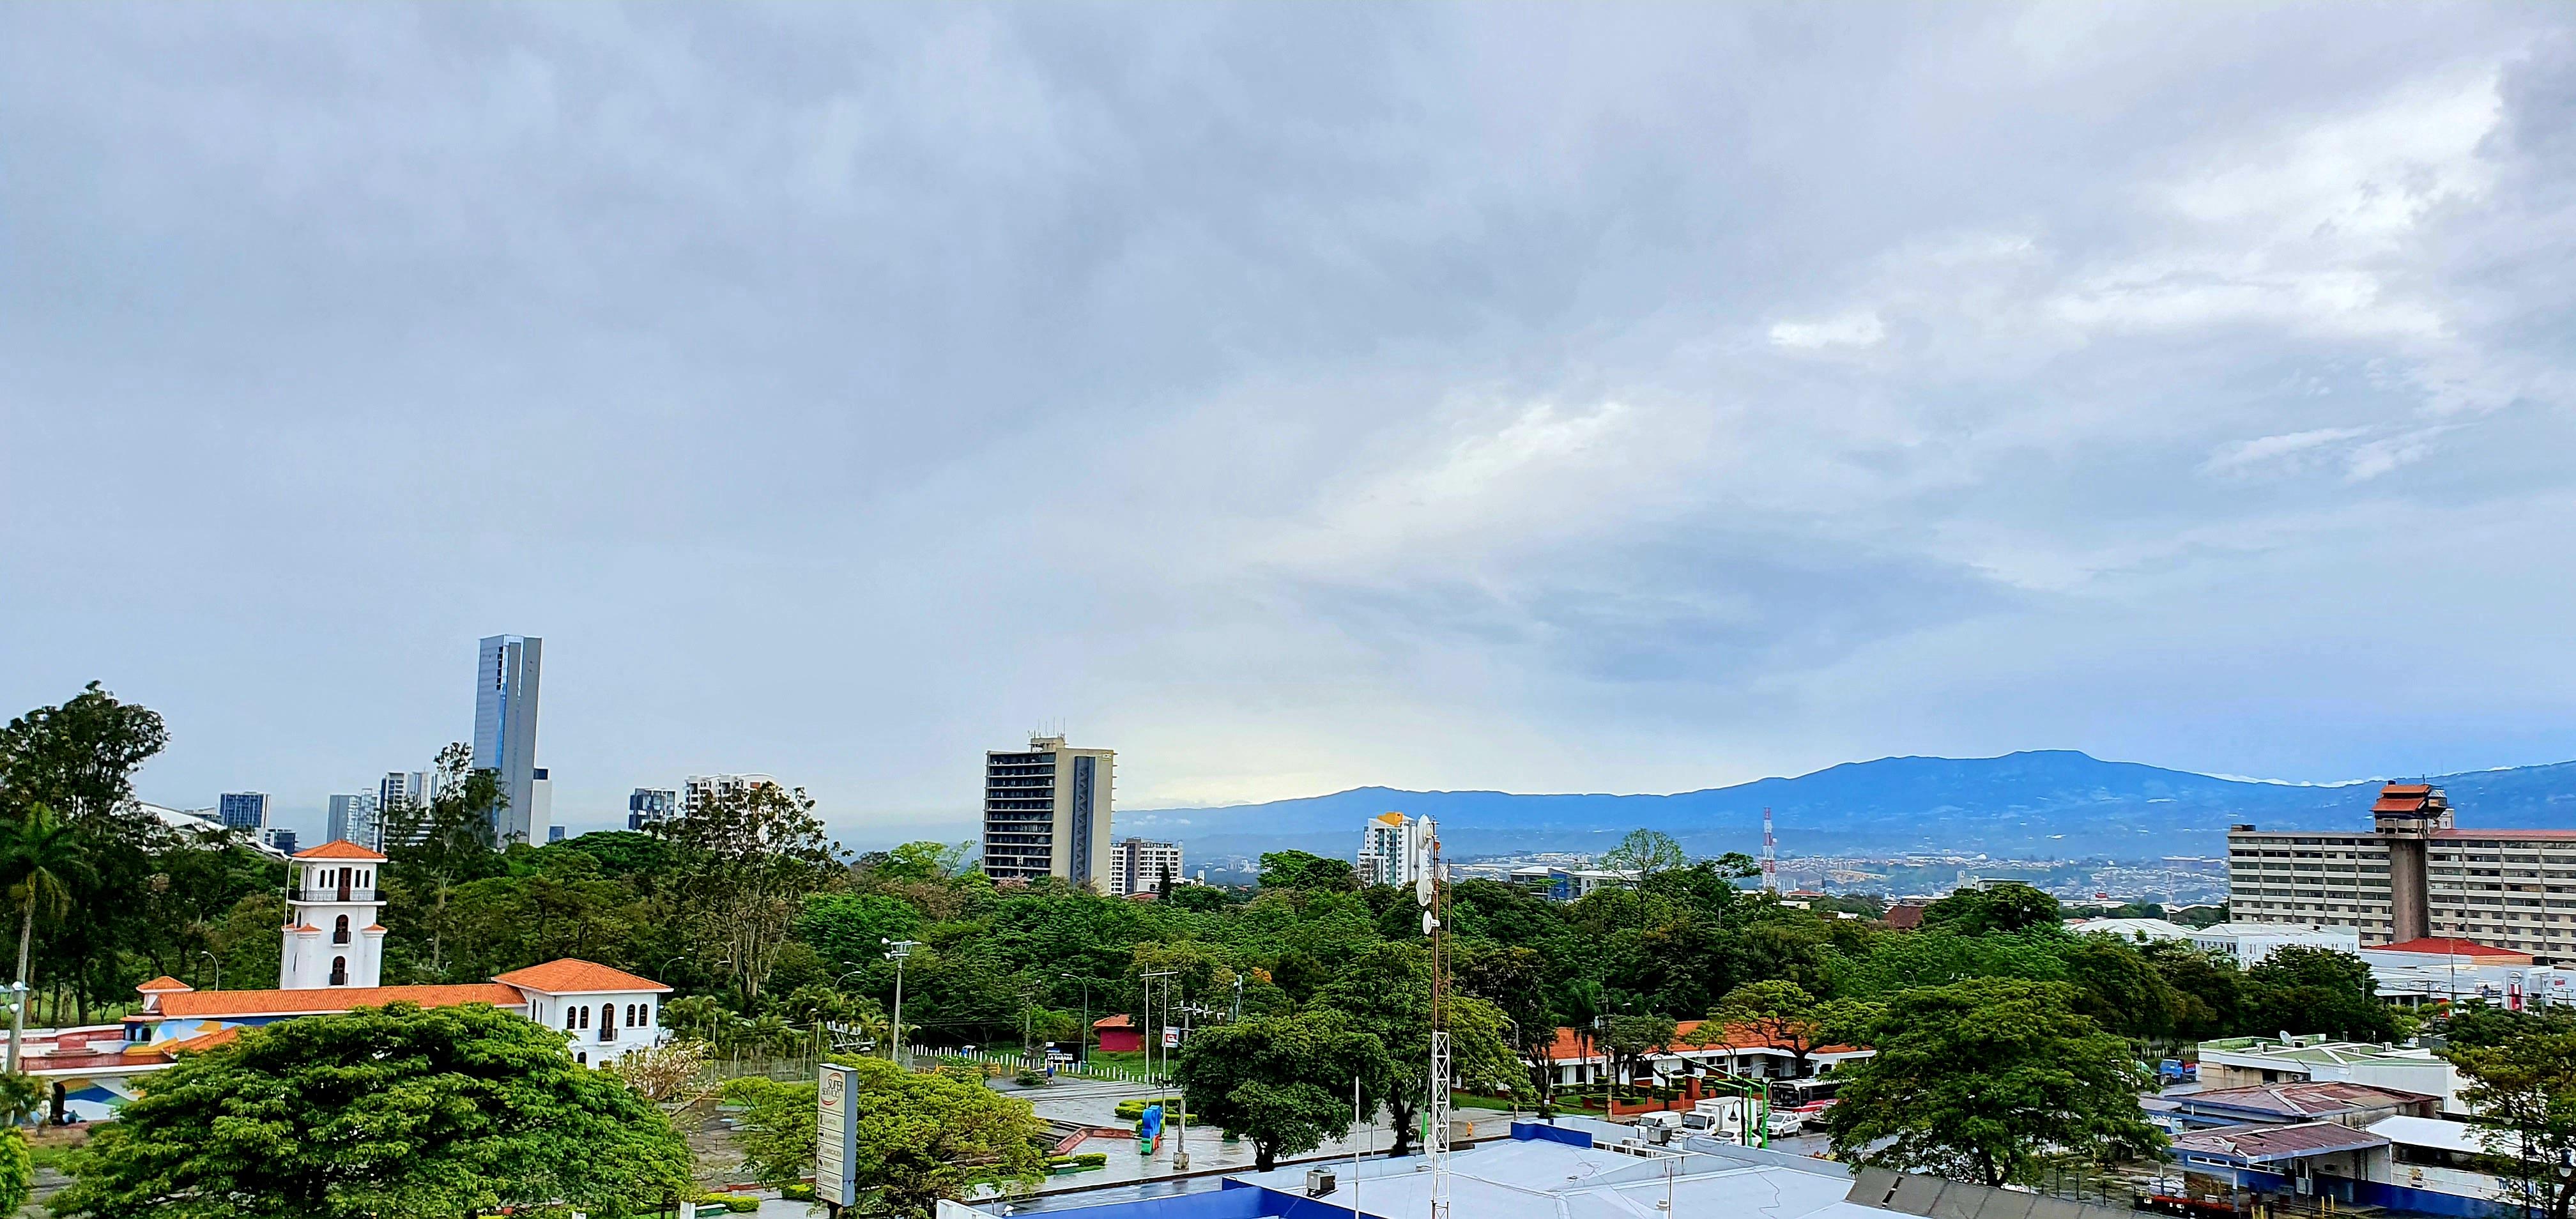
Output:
top-left (2229, 783), bottom-right (2576, 962)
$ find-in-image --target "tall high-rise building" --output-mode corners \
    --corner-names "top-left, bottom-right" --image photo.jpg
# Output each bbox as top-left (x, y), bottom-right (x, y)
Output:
top-left (473, 634), bottom-right (544, 844)
top-left (1357, 811), bottom-right (1434, 887)
top-left (326, 793), bottom-right (383, 851)
top-left (627, 788), bottom-right (678, 831)
top-left (1109, 838), bottom-right (1183, 897)
top-left (218, 792), bottom-right (270, 832)
top-left (684, 774), bottom-right (778, 815)
top-left (982, 736), bottom-right (1114, 887)
top-left (378, 769), bottom-right (437, 848)
top-left (260, 827), bottom-right (300, 855)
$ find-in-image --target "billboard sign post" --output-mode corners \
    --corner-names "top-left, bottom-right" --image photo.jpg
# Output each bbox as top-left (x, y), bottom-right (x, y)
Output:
top-left (817, 1062), bottom-right (861, 1212)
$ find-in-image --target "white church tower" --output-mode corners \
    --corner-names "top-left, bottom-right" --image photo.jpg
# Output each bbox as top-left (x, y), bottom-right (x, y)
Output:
top-left (280, 840), bottom-right (390, 990)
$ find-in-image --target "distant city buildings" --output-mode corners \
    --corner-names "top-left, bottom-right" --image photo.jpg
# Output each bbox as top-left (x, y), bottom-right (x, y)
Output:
top-left (472, 634), bottom-right (543, 844)
top-left (1358, 812), bottom-right (1434, 887)
top-left (981, 735), bottom-right (1114, 887)
top-left (2230, 781), bottom-right (2576, 962)
top-left (325, 793), bottom-right (381, 852)
top-left (1110, 838), bottom-right (1183, 897)
top-left (378, 769), bottom-right (438, 848)
top-left (1509, 864), bottom-right (1639, 903)
top-left (627, 788), bottom-right (678, 831)
top-left (259, 826), bottom-right (299, 855)
top-left (217, 792), bottom-right (269, 832)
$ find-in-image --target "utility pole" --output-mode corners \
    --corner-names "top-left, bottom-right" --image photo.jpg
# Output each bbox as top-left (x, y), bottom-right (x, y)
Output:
top-left (884, 939), bottom-right (919, 1064)
top-left (1423, 828), bottom-right (1452, 1219)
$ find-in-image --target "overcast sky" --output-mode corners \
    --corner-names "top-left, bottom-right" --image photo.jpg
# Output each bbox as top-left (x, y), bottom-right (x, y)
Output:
top-left (5, 4), bottom-right (2575, 845)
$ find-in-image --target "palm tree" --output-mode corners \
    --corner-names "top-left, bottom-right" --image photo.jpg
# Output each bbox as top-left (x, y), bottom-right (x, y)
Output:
top-left (0, 804), bottom-right (92, 1073)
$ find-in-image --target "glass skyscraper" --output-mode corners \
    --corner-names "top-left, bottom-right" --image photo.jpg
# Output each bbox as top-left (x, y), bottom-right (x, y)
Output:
top-left (218, 792), bottom-right (269, 832)
top-left (473, 634), bottom-right (543, 845)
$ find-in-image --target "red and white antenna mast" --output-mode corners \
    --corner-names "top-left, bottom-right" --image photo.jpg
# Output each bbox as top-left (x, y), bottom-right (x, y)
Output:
top-left (1761, 806), bottom-right (1778, 894)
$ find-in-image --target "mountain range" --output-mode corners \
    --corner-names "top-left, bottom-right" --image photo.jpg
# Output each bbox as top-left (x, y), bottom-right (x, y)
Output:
top-left (1117, 751), bottom-right (2576, 864)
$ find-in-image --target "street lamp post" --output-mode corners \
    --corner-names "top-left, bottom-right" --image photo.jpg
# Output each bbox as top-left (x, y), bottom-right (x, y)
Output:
top-left (199, 949), bottom-right (223, 993)
top-left (1060, 973), bottom-right (1092, 1066)
top-left (884, 939), bottom-right (920, 1064)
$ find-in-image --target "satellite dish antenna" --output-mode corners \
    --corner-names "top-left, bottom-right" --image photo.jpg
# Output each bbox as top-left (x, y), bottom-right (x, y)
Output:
top-left (1416, 875), bottom-right (1434, 907)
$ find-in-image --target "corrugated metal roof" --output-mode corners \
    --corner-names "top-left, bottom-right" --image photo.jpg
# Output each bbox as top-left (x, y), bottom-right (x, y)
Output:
top-left (2177, 1080), bottom-right (2434, 1118)
top-left (2174, 1121), bottom-right (2389, 1163)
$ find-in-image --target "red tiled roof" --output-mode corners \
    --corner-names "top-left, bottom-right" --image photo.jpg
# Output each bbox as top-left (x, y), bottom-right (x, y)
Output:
top-left (2375, 937), bottom-right (2533, 963)
top-left (1883, 905), bottom-right (1926, 930)
top-left (293, 839), bottom-right (390, 862)
top-left (1094, 1014), bottom-right (1134, 1029)
top-left (1539, 1020), bottom-right (1862, 1063)
top-left (135, 976), bottom-right (193, 994)
top-left (491, 958), bottom-right (670, 995)
top-left (155, 983), bottom-right (525, 1018)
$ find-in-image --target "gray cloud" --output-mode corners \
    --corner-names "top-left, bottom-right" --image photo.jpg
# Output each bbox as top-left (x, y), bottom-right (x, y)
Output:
top-left (4, 3), bottom-right (2574, 844)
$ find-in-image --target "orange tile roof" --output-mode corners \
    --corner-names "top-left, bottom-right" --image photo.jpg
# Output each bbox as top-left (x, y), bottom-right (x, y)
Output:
top-left (155, 983), bottom-right (525, 1018)
top-left (293, 839), bottom-right (390, 862)
top-left (1539, 1020), bottom-right (1862, 1063)
top-left (491, 958), bottom-right (670, 994)
top-left (135, 976), bottom-right (194, 994)
top-left (1094, 1014), bottom-right (1134, 1029)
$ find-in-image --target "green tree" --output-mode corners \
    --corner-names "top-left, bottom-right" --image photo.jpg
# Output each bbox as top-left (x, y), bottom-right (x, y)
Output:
top-left (1600, 829), bottom-right (1688, 878)
top-left (2247, 946), bottom-right (2395, 1041)
top-left (1822, 978), bottom-right (2164, 1186)
top-left (1314, 943), bottom-right (1521, 1154)
top-left (873, 841), bottom-right (972, 882)
top-left (1919, 884), bottom-right (2060, 935)
top-left (1257, 850), bottom-right (1358, 893)
top-left (0, 803), bottom-right (91, 1071)
top-left (1600, 1013), bottom-right (1678, 1089)
top-left (815, 1057), bottom-right (1048, 1217)
top-left (2445, 1011), bottom-right (2576, 1219)
top-left (1697, 979), bottom-right (1827, 1075)
top-left (0, 683), bottom-right (167, 1025)
top-left (380, 744), bottom-right (507, 980)
top-left (51, 1002), bottom-right (694, 1219)
top-left (651, 781), bottom-right (839, 1003)
top-left (1175, 1009), bottom-right (1393, 1171)
top-left (0, 1126), bottom-right (27, 1215)
top-left (724, 1075), bottom-right (823, 1187)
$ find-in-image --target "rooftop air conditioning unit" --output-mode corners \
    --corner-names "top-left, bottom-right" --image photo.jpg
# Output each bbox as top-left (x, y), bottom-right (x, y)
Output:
top-left (1305, 1167), bottom-right (1337, 1198)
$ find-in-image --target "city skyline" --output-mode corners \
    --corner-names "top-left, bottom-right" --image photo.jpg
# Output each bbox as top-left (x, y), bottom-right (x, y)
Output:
top-left (7, 7), bottom-right (2576, 842)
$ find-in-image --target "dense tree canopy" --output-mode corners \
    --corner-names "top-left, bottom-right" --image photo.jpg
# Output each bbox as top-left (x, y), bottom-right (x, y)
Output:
top-left (51, 1002), bottom-right (694, 1219)
top-left (1822, 978), bottom-right (2166, 1186)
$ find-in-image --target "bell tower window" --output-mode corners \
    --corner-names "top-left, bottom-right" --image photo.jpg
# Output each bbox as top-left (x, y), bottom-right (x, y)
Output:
top-left (332, 915), bottom-right (350, 944)
top-left (328, 956), bottom-right (348, 986)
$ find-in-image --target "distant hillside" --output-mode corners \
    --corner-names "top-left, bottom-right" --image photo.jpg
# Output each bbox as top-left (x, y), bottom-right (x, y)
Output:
top-left (1119, 751), bottom-right (2576, 864)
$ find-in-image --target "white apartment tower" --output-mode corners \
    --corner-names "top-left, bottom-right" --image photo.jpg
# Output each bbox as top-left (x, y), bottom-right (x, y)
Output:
top-left (982, 736), bottom-right (1114, 887)
top-left (279, 841), bottom-right (389, 990)
top-left (684, 774), bottom-right (779, 815)
top-left (1110, 838), bottom-right (1184, 897)
top-left (1358, 812), bottom-right (1435, 887)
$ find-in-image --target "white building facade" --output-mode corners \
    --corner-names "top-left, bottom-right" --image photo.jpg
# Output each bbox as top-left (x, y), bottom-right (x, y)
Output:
top-left (1358, 813), bottom-right (1435, 888)
top-left (1110, 838), bottom-right (1184, 897)
top-left (280, 841), bottom-right (389, 990)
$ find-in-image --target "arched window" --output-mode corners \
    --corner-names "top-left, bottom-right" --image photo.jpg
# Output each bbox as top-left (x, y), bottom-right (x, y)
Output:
top-left (599, 1004), bottom-right (615, 1041)
top-left (578, 1005), bottom-right (590, 1030)
top-left (328, 956), bottom-right (348, 986)
top-left (565, 1006), bottom-right (578, 1031)
top-left (332, 915), bottom-right (350, 944)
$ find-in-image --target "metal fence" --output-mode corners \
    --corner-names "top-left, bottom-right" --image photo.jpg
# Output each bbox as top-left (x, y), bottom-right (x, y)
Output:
top-left (922, 1046), bottom-right (1169, 1085)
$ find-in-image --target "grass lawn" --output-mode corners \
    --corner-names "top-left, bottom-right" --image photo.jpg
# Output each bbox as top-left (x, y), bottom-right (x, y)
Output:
top-left (1070, 1049), bottom-right (1166, 1076)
